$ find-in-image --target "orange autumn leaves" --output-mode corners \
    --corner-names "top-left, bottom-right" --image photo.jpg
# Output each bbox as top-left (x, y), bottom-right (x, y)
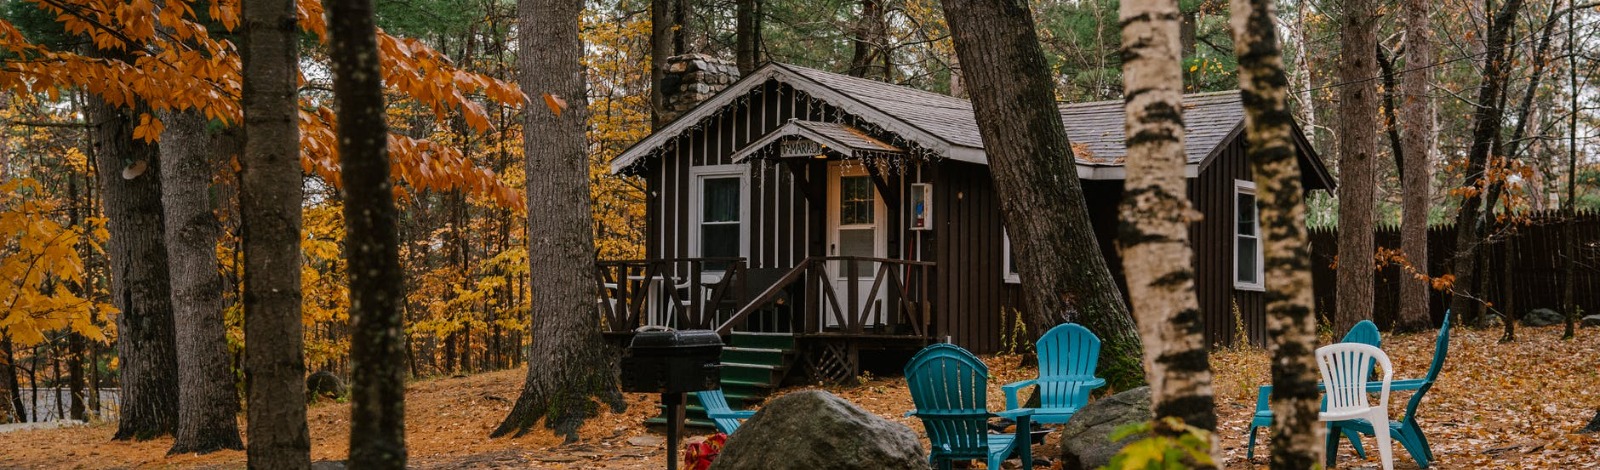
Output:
top-left (0, 0), bottom-right (528, 210)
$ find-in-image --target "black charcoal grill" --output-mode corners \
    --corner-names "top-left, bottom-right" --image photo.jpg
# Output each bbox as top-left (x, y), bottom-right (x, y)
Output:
top-left (619, 327), bottom-right (722, 470)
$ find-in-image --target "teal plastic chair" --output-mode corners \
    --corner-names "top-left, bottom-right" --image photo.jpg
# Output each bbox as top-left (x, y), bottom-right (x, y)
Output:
top-left (1001, 323), bottom-right (1106, 424)
top-left (1246, 319), bottom-right (1380, 460)
top-left (905, 343), bottom-right (1033, 470)
top-left (695, 389), bottom-right (755, 435)
top-left (1330, 311), bottom-right (1453, 468)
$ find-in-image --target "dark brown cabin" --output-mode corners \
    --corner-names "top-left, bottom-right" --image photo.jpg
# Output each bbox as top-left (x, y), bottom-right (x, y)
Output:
top-left (600, 58), bottom-right (1334, 387)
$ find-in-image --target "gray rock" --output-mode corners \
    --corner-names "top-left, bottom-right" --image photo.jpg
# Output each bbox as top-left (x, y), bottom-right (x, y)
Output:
top-left (711, 390), bottom-right (926, 470)
top-left (1524, 308), bottom-right (1565, 327)
top-left (1483, 313), bottom-right (1504, 328)
top-left (1582, 315), bottom-right (1600, 328)
top-left (1058, 386), bottom-right (1151, 470)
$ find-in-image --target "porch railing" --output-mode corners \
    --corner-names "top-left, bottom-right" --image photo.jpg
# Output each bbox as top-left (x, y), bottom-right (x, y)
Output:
top-left (595, 258), bottom-right (748, 332)
top-left (597, 256), bottom-right (935, 338)
top-left (715, 256), bottom-right (934, 337)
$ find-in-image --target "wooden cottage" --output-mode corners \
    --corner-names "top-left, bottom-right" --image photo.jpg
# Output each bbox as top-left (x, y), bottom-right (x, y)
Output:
top-left (600, 57), bottom-right (1334, 388)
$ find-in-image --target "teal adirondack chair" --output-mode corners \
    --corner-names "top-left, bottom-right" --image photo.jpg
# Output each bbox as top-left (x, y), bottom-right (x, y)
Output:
top-left (1246, 319), bottom-right (1381, 460)
top-left (1002, 323), bottom-right (1106, 424)
top-left (696, 389), bottom-right (755, 435)
top-left (1330, 311), bottom-right (1453, 468)
top-left (905, 343), bottom-right (1033, 470)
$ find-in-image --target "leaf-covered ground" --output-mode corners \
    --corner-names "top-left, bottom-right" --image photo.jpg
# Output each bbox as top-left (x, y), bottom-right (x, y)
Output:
top-left (0, 324), bottom-right (1594, 468)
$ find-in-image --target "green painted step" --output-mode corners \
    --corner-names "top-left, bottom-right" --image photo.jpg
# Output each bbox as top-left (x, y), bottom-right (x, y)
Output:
top-left (729, 332), bottom-right (795, 350)
top-left (648, 333), bottom-right (797, 431)
top-left (721, 346), bottom-right (787, 364)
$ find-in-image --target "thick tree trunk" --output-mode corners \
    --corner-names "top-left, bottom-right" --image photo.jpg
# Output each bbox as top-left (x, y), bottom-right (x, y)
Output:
top-left (1396, 0), bottom-right (1436, 333)
top-left (1449, 0), bottom-right (1524, 320)
top-left (735, 0), bottom-right (759, 74)
top-left (329, 0), bottom-right (407, 466)
top-left (86, 91), bottom-right (180, 441)
top-left (848, 0), bottom-right (887, 79)
top-left (938, 0), bottom-right (1146, 390)
top-left (1334, 0), bottom-right (1379, 335)
top-left (493, 0), bottom-right (626, 440)
top-left (1, 338), bottom-right (18, 423)
top-left (161, 110), bottom-right (245, 454)
top-left (241, 0), bottom-right (311, 466)
top-left (651, 0), bottom-right (674, 128)
top-left (1117, 0), bottom-right (1217, 451)
top-left (1228, 0), bottom-right (1325, 466)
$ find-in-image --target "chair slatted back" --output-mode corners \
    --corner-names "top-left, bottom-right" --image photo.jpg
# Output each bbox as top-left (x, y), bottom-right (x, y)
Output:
top-left (1317, 343), bottom-right (1393, 414)
top-left (905, 344), bottom-right (992, 458)
top-left (1403, 310), bottom-right (1453, 420)
top-left (1036, 323), bottom-right (1099, 409)
top-left (696, 389), bottom-right (742, 434)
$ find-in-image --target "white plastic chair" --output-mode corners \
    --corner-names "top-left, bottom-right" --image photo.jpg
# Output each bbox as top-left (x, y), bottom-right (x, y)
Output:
top-left (1316, 342), bottom-right (1395, 470)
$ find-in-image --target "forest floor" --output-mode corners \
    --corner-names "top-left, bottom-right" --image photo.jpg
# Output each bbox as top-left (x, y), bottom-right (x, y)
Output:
top-left (0, 324), bottom-right (1595, 469)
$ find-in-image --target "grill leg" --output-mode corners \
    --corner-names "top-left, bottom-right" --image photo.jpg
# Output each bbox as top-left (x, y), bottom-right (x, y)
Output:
top-left (664, 392), bottom-right (684, 470)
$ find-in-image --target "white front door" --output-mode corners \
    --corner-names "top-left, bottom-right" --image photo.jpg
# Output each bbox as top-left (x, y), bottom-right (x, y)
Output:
top-left (826, 162), bottom-right (887, 327)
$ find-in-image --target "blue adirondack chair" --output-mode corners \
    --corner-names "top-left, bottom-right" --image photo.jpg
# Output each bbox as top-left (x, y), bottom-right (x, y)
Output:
top-left (1001, 323), bottom-right (1106, 424)
top-left (695, 389), bottom-right (755, 435)
top-left (905, 343), bottom-right (1033, 470)
top-left (1329, 311), bottom-right (1453, 468)
top-left (1246, 319), bottom-right (1381, 460)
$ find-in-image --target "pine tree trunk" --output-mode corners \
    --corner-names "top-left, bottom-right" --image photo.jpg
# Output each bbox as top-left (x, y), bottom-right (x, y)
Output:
top-left (493, 0), bottom-right (626, 440)
top-left (1449, 0), bottom-right (1524, 320)
top-left (939, 0), bottom-right (1146, 390)
top-left (651, 0), bottom-right (674, 128)
top-left (848, 0), bottom-right (887, 78)
top-left (735, 0), bottom-right (759, 74)
top-left (329, 0), bottom-right (408, 465)
top-left (1334, 0), bottom-right (1379, 334)
top-left (1396, 0), bottom-right (1436, 333)
top-left (1117, 0), bottom-right (1218, 450)
top-left (1, 338), bottom-right (18, 423)
top-left (241, 0), bottom-right (311, 466)
top-left (1228, 0), bottom-right (1326, 466)
top-left (1562, 0), bottom-right (1577, 340)
top-left (161, 110), bottom-right (245, 454)
top-left (86, 91), bottom-right (181, 441)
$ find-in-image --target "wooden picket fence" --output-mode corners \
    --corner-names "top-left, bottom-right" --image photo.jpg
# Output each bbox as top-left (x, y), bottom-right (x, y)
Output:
top-left (1309, 209), bottom-right (1600, 328)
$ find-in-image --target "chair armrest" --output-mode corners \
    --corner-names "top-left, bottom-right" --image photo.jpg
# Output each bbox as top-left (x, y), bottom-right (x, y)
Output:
top-left (707, 409), bottom-right (757, 419)
top-left (1001, 379), bottom-right (1038, 410)
top-left (1385, 378), bottom-right (1426, 392)
top-left (995, 408), bottom-right (1035, 420)
top-left (1083, 377), bottom-right (1108, 390)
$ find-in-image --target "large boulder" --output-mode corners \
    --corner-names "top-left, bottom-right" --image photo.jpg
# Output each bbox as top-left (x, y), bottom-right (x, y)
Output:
top-left (1058, 386), bottom-right (1151, 470)
top-left (1581, 315), bottom-right (1600, 328)
top-left (1524, 308), bottom-right (1565, 327)
top-left (711, 390), bottom-right (926, 470)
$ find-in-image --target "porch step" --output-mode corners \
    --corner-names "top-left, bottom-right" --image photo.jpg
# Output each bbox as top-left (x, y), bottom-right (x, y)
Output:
top-left (729, 331), bottom-right (796, 350)
top-left (650, 333), bottom-right (798, 432)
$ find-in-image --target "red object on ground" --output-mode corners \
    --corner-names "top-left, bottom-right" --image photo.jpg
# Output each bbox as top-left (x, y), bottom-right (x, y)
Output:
top-left (683, 433), bottom-right (728, 470)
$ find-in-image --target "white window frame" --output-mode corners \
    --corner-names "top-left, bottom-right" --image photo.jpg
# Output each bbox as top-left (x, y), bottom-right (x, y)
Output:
top-left (1234, 180), bottom-right (1265, 291)
top-left (689, 165), bottom-right (750, 271)
top-left (1003, 229), bottom-right (1020, 284)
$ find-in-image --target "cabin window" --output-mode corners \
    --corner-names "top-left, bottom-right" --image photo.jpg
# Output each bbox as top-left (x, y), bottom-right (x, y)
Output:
top-left (1234, 180), bottom-right (1264, 291)
top-left (691, 166), bottom-right (748, 270)
top-left (1003, 229), bottom-right (1020, 284)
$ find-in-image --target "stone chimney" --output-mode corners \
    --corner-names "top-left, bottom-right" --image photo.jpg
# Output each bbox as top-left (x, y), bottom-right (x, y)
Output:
top-left (662, 54), bottom-right (741, 123)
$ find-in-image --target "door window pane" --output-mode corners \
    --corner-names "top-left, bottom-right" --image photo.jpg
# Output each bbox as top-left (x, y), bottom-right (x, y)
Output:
top-left (839, 227), bottom-right (876, 274)
top-left (839, 176), bottom-right (875, 225)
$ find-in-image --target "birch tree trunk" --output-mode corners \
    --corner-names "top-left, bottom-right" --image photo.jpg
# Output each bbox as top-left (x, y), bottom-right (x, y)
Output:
top-left (330, 0), bottom-right (408, 466)
top-left (494, 0), bottom-right (626, 440)
top-left (1334, 0), bottom-right (1379, 334)
top-left (1396, 0), bottom-right (1436, 333)
top-left (1118, 0), bottom-right (1218, 452)
top-left (939, 0), bottom-right (1146, 389)
top-left (241, 0), bottom-right (311, 466)
top-left (160, 110), bottom-right (244, 454)
top-left (1228, 0), bottom-right (1325, 466)
top-left (86, 91), bottom-right (181, 441)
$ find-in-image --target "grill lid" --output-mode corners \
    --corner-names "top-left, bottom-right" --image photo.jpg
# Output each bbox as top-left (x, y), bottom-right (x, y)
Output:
top-left (627, 327), bottom-right (723, 349)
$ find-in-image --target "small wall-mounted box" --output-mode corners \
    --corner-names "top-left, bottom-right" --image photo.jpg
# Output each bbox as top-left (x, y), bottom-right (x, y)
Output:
top-left (910, 183), bottom-right (932, 230)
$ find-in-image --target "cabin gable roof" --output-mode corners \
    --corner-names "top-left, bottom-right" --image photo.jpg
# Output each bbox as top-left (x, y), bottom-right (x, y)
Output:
top-left (611, 62), bottom-right (1330, 187)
